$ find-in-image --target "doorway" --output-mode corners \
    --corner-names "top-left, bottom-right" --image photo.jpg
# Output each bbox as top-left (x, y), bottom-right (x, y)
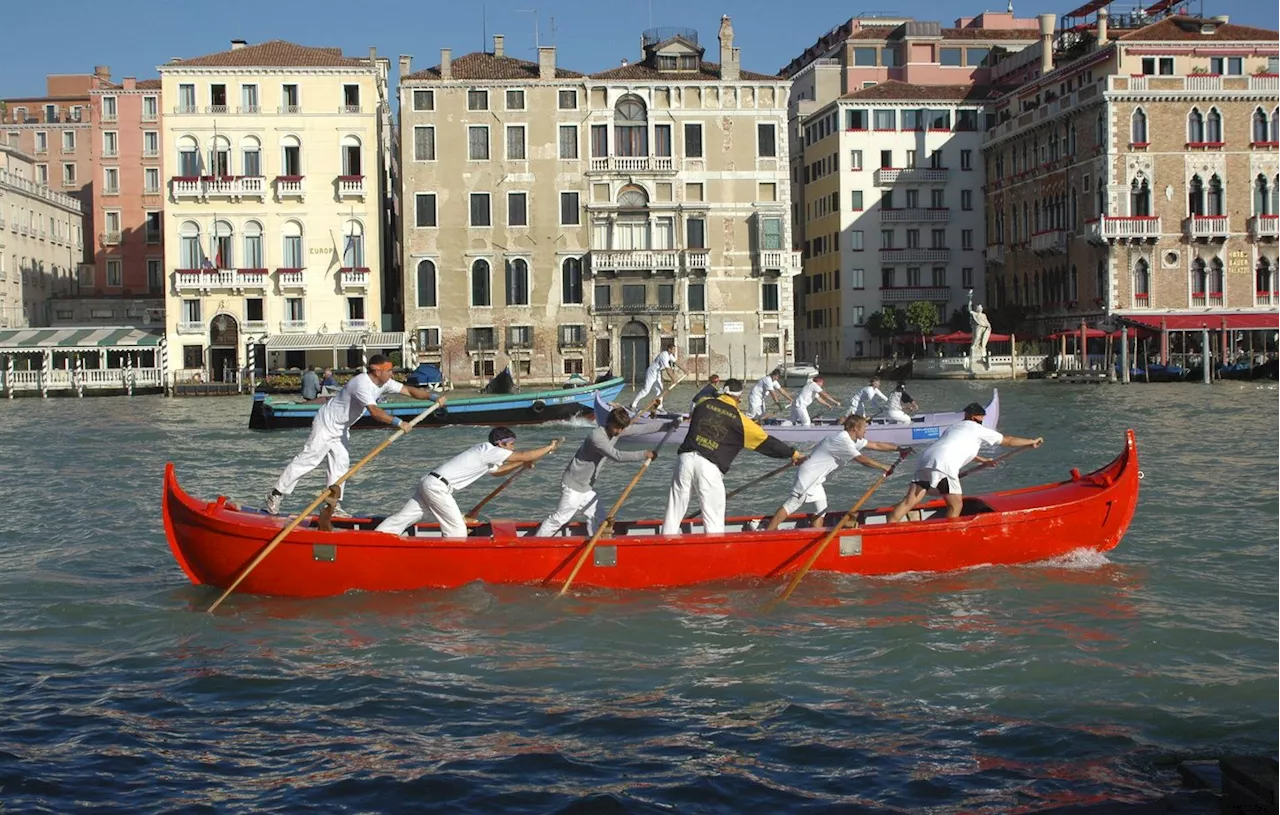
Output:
top-left (620, 321), bottom-right (650, 385)
top-left (208, 313), bottom-right (239, 382)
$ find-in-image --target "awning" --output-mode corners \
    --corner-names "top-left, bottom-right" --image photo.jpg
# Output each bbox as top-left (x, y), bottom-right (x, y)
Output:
top-left (1117, 312), bottom-right (1280, 332)
top-left (1047, 328), bottom-right (1108, 340)
top-left (264, 331), bottom-right (405, 351)
top-left (1064, 0), bottom-right (1109, 18)
top-left (0, 326), bottom-right (164, 351)
top-left (931, 330), bottom-right (1012, 343)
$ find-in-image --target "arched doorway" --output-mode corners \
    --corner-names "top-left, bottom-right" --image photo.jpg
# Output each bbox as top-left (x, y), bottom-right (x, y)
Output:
top-left (620, 321), bottom-right (650, 385)
top-left (209, 313), bottom-right (240, 383)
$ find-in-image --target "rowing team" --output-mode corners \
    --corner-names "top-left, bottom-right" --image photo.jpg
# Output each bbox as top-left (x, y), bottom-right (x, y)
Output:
top-left (625, 343), bottom-right (919, 426)
top-left (262, 357), bottom-right (1044, 537)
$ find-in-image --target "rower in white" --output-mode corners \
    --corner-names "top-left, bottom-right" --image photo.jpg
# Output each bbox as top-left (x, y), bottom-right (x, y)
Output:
top-left (629, 343), bottom-right (685, 412)
top-left (789, 375), bottom-right (842, 426)
top-left (746, 369), bottom-right (793, 420)
top-left (882, 382), bottom-right (919, 424)
top-left (847, 375), bottom-right (888, 418)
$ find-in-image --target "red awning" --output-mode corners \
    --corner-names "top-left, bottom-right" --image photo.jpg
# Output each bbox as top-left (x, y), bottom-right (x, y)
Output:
top-left (930, 330), bottom-right (1012, 343)
top-left (1119, 312), bottom-right (1280, 332)
top-left (1064, 0), bottom-right (1109, 18)
top-left (1047, 328), bottom-right (1108, 340)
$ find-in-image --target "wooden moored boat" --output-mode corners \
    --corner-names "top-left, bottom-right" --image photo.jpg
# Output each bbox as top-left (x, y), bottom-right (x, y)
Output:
top-left (248, 376), bottom-right (625, 430)
top-left (162, 430), bottom-right (1138, 598)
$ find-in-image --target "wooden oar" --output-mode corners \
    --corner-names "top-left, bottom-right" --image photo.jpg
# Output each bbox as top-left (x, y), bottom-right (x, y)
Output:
top-left (959, 445), bottom-right (1034, 479)
top-left (553, 425), bottom-right (678, 597)
top-left (770, 448), bottom-right (911, 607)
top-left (643, 371), bottom-right (687, 416)
top-left (465, 464), bottom-right (530, 523)
top-left (207, 400), bottom-right (444, 613)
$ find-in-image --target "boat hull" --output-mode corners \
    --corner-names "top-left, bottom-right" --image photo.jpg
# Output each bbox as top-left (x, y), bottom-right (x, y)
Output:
top-left (162, 429), bottom-right (1138, 598)
top-left (600, 390), bottom-right (1000, 447)
top-left (249, 377), bottom-right (625, 430)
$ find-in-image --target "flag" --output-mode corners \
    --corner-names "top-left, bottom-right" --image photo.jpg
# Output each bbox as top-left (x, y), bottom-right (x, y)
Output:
top-left (214, 244), bottom-right (224, 270)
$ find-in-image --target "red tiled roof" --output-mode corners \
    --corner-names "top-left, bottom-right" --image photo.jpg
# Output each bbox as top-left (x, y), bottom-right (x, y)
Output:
top-left (591, 60), bottom-right (779, 81)
top-left (1119, 15), bottom-right (1278, 41)
top-left (404, 52), bottom-right (584, 81)
top-left (135, 79), bottom-right (162, 89)
top-left (840, 80), bottom-right (994, 101)
top-left (169, 40), bottom-right (370, 68)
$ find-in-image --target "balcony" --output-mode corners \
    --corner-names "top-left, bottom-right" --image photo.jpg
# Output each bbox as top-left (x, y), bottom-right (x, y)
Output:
top-left (169, 176), bottom-right (266, 201)
top-left (342, 319), bottom-right (372, 332)
top-left (558, 336), bottom-right (588, 350)
top-left (881, 208), bottom-right (950, 223)
top-left (874, 167), bottom-right (949, 186)
top-left (177, 320), bottom-right (205, 335)
top-left (466, 335), bottom-right (499, 352)
top-left (590, 250), bottom-right (681, 273)
top-left (142, 148), bottom-right (160, 159)
top-left (236, 105), bottom-right (261, 114)
top-left (880, 248), bottom-right (951, 264)
top-left (880, 286), bottom-right (952, 304)
top-left (587, 156), bottom-right (676, 173)
top-left (100, 231), bottom-right (122, 246)
top-left (1249, 214), bottom-right (1279, 241)
top-left (278, 104), bottom-right (302, 114)
top-left (1030, 229), bottom-right (1067, 255)
top-left (275, 175), bottom-right (305, 201)
top-left (339, 105), bottom-right (363, 114)
top-left (172, 104), bottom-right (198, 115)
top-left (206, 105), bottom-right (229, 115)
top-left (1132, 293), bottom-right (1150, 309)
top-left (243, 319), bottom-right (267, 334)
top-left (1190, 292), bottom-right (1225, 308)
top-left (756, 249), bottom-right (803, 275)
top-left (1086, 216), bottom-right (1161, 244)
top-left (145, 229), bottom-right (162, 245)
top-left (102, 148), bottom-right (118, 159)
top-left (986, 244), bottom-right (1006, 265)
top-left (281, 320), bottom-right (309, 333)
top-left (1257, 291), bottom-right (1278, 306)
top-left (1184, 215), bottom-right (1229, 241)
top-left (174, 269), bottom-right (268, 292)
top-left (685, 251), bottom-right (709, 273)
top-left (276, 268), bottom-right (306, 290)
top-left (337, 175), bottom-right (365, 200)
top-left (339, 267), bottom-right (370, 289)
top-left (591, 303), bottom-right (681, 316)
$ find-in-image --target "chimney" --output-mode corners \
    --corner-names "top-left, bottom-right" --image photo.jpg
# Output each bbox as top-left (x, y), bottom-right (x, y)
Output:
top-left (1096, 8), bottom-right (1109, 45)
top-left (369, 46), bottom-right (377, 65)
top-left (493, 34), bottom-right (505, 58)
top-left (93, 65), bottom-right (111, 81)
top-left (398, 54), bottom-right (412, 80)
top-left (440, 48), bottom-right (452, 80)
top-left (538, 46), bottom-right (556, 79)
top-left (123, 77), bottom-right (137, 90)
top-left (1037, 13), bottom-right (1056, 75)
top-left (719, 15), bottom-right (740, 81)
top-left (230, 39), bottom-right (247, 50)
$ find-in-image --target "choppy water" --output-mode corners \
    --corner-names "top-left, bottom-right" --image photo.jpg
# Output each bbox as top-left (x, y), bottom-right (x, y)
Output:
top-left (0, 378), bottom-right (1275, 813)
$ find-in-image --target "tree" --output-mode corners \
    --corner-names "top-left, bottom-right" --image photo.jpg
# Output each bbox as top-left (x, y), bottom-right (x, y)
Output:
top-left (905, 301), bottom-right (940, 349)
top-left (864, 308), bottom-right (901, 358)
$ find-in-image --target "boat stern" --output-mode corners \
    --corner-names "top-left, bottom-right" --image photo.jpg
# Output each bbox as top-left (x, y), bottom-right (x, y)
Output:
top-left (248, 392), bottom-right (268, 430)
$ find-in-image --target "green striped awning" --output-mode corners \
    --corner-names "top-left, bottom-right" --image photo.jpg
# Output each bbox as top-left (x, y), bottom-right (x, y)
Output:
top-left (264, 331), bottom-right (405, 351)
top-left (0, 327), bottom-right (165, 351)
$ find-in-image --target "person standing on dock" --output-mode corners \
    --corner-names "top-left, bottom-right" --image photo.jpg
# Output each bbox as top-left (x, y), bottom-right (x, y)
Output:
top-left (662, 379), bottom-right (804, 535)
top-left (888, 401), bottom-right (1042, 522)
top-left (847, 376), bottom-right (888, 418)
top-left (765, 415), bottom-right (904, 530)
top-left (789, 376), bottom-right (841, 426)
top-left (883, 382), bottom-right (918, 424)
top-left (630, 343), bottom-right (685, 413)
top-left (534, 407), bottom-right (657, 537)
top-left (300, 366), bottom-right (321, 401)
top-left (265, 355), bottom-right (445, 516)
top-left (376, 428), bottom-right (559, 538)
top-left (746, 369), bottom-right (793, 420)
top-left (689, 374), bottom-right (721, 411)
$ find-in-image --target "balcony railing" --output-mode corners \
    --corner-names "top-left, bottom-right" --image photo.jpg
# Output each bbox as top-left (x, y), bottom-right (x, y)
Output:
top-left (100, 231), bottom-right (122, 246)
top-left (169, 176), bottom-right (266, 201)
top-left (278, 104), bottom-right (302, 114)
top-left (591, 250), bottom-right (681, 271)
top-left (880, 286), bottom-right (952, 303)
top-left (685, 251), bottom-right (709, 271)
top-left (873, 167), bottom-right (949, 186)
top-left (172, 104), bottom-right (199, 114)
top-left (337, 175), bottom-right (365, 198)
top-left (1086, 215), bottom-right (1161, 243)
top-left (1184, 215), bottom-right (1230, 241)
top-left (1030, 229), bottom-right (1067, 254)
top-left (591, 303), bottom-right (681, 316)
top-left (1257, 291), bottom-right (1278, 306)
top-left (558, 337), bottom-right (588, 349)
top-left (466, 337), bottom-right (499, 352)
top-left (881, 207), bottom-right (950, 223)
top-left (177, 321), bottom-right (205, 335)
top-left (1132, 293), bottom-right (1150, 309)
top-left (339, 104), bottom-right (363, 114)
top-left (1248, 214), bottom-right (1279, 240)
top-left (243, 320), bottom-right (267, 334)
top-left (175, 269), bottom-right (268, 292)
top-left (986, 244), bottom-right (1006, 265)
top-left (142, 148), bottom-right (160, 159)
top-left (588, 156), bottom-right (676, 173)
top-left (758, 249), bottom-right (802, 273)
top-left (275, 176), bottom-right (305, 200)
top-left (879, 248), bottom-right (951, 264)
top-left (342, 319), bottom-right (371, 331)
top-left (1190, 292), bottom-right (1225, 307)
top-left (206, 104), bottom-right (229, 114)
top-left (236, 105), bottom-right (261, 114)
top-left (276, 268), bottom-right (306, 289)
top-left (280, 320), bottom-right (308, 333)
top-left (145, 230), bottom-right (161, 245)
top-left (339, 267), bottom-right (370, 289)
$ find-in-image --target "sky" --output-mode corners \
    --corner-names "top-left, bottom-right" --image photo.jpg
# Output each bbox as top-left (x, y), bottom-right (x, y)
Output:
top-left (1, 0), bottom-right (1275, 100)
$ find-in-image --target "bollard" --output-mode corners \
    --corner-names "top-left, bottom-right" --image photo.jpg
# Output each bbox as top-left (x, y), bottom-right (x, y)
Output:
top-left (1120, 328), bottom-right (1130, 384)
top-left (1201, 328), bottom-right (1211, 384)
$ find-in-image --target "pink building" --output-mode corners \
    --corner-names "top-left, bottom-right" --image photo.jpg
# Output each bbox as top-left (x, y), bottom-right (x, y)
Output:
top-left (88, 77), bottom-right (164, 296)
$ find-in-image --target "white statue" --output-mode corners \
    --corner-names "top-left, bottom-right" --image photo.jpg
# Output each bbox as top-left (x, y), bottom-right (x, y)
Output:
top-left (968, 290), bottom-right (992, 366)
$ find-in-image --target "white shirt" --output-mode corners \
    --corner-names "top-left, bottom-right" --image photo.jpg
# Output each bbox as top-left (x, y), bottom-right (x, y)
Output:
top-left (750, 376), bottom-right (780, 402)
top-left (917, 421), bottom-right (1004, 479)
top-left (647, 350), bottom-right (674, 375)
top-left (795, 380), bottom-right (823, 411)
top-left (432, 442), bottom-right (514, 492)
top-left (886, 388), bottom-right (912, 413)
top-left (795, 431), bottom-right (868, 490)
top-left (315, 372), bottom-right (403, 436)
top-left (849, 385), bottom-right (887, 415)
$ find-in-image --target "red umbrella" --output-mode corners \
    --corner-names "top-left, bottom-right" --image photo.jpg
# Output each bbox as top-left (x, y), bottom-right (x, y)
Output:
top-left (931, 330), bottom-right (1012, 343)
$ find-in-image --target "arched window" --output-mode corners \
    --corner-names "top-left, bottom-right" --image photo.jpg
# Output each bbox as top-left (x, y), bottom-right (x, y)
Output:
top-left (208, 135), bottom-right (231, 177)
top-left (504, 258), bottom-right (529, 306)
top-left (1022, 201), bottom-right (1029, 240)
top-left (471, 259), bottom-right (491, 306)
top-left (243, 220), bottom-right (264, 268)
top-left (1096, 184), bottom-right (1105, 218)
top-left (1070, 186), bottom-right (1079, 230)
top-left (1255, 174), bottom-right (1271, 216)
top-left (1205, 107), bottom-right (1222, 143)
top-left (416, 259), bottom-right (437, 308)
top-left (1131, 107), bottom-right (1148, 144)
top-left (341, 220), bottom-right (364, 267)
top-left (1253, 107), bottom-right (1270, 144)
top-left (211, 220), bottom-right (234, 268)
top-left (561, 257), bottom-right (583, 304)
top-left (614, 95), bottom-right (648, 157)
top-left (1069, 122), bottom-right (1077, 154)
top-left (1069, 264), bottom-right (1079, 302)
top-left (1096, 261), bottom-right (1106, 305)
top-left (177, 135), bottom-right (200, 177)
top-left (340, 134), bottom-right (362, 176)
top-left (617, 185), bottom-right (649, 208)
top-left (1256, 256), bottom-right (1274, 297)
top-left (281, 220), bottom-right (303, 268)
top-left (1209, 257), bottom-right (1224, 296)
top-left (240, 135), bottom-right (262, 177)
top-left (1130, 177), bottom-right (1151, 216)
top-left (1095, 111), bottom-right (1105, 148)
top-left (1133, 259), bottom-right (1149, 303)
top-left (1191, 257), bottom-right (1208, 294)
top-left (1188, 174), bottom-right (1205, 216)
top-left (281, 134), bottom-right (302, 177)
top-left (1187, 107), bottom-right (1205, 143)
top-left (179, 221), bottom-right (202, 269)
top-left (1207, 174), bottom-right (1224, 216)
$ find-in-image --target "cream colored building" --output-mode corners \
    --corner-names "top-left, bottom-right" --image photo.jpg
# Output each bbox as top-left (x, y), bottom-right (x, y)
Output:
top-left (159, 39), bottom-right (393, 380)
top-left (0, 144), bottom-right (86, 328)
top-left (399, 17), bottom-right (798, 386)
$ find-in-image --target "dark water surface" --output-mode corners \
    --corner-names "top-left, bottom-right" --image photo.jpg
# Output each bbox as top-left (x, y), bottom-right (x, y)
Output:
top-left (0, 379), bottom-right (1275, 813)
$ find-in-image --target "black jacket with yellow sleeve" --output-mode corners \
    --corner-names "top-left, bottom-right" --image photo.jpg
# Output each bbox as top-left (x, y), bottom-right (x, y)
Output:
top-left (677, 394), bottom-right (796, 473)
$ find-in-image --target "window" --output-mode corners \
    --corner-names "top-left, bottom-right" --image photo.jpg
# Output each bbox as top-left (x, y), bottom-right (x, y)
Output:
top-left (960, 149), bottom-right (973, 171)
top-left (902, 109), bottom-right (922, 131)
top-left (415, 193), bottom-right (437, 227)
top-left (145, 211), bottom-right (162, 243)
top-left (560, 192), bottom-right (580, 225)
top-left (929, 228), bottom-right (944, 248)
top-left (413, 125), bottom-right (436, 160)
top-left (282, 221), bottom-right (303, 268)
top-left (1132, 108), bottom-right (1148, 144)
top-left (281, 136), bottom-right (301, 176)
top-left (615, 97), bottom-right (648, 156)
top-left (182, 299), bottom-right (202, 324)
top-left (940, 47), bottom-right (963, 67)
top-left (591, 124), bottom-right (609, 158)
top-left (240, 84), bottom-right (259, 113)
top-left (508, 192), bottom-right (528, 227)
top-left (1188, 107), bottom-right (1205, 143)
top-left (850, 149), bottom-right (863, 170)
top-left (760, 282), bottom-right (780, 312)
top-left (881, 267), bottom-right (896, 287)
top-left (102, 131), bottom-right (118, 157)
top-left (412, 89), bottom-right (434, 111)
top-left (284, 297), bottom-right (304, 323)
top-left (35, 164), bottom-right (48, 185)
top-left (143, 131), bottom-right (159, 156)
top-left (34, 131), bottom-right (47, 154)
top-left (1205, 107), bottom-right (1222, 143)
top-left (687, 217), bottom-right (706, 249)
top-left (242, 221), bottom-right (264, 268)
top-left (684, 122), bottom-right (703, 158)
top-left (62, 131), bottom-right (75, 152)
top-left (100, 96), bottom-right (117, 122)
top-left (505, 89), bottom-right (525, 110)
top-left (687, 282), bottom-right (705, 312)
top-left (853, 47), bottom-right (877, 66)
top-left (340, 84), bottom-right (359, 111)
top-left (414, 260), bottom-right (438, 309)
top-left (471, 259), bottom-right (491, 306)
top-left (106, 260), bottom-right (122, 287)
top-left (1133, 258), bottom-right (1149, 302)
top-left (505, 259), bottom-right (530, 305)
top-left (905, 150), bottom-right (917, 169)
top-left (873, 110), bottom-right (896, 130)
top-left (594, 285), bottom-right (611, 308)
top-left (281, 84), bottom-right (300, 110)
top-left (907, 229), bottom-right (922, 249)
top-left (103, 167), bottom-right (119, 194)
top-left (961, 229), bottom-right (974, 250)
top-left (146, 258), bottom-right (163, 291)
top-left (906, 267), bottom-right (922, 287)
top-left (1158, 57), bottom-right (1174, 75)
top-left (851, 190), bottom-right (864, 211)
top-left (1141, 57), bottom-right (1157, 76)
top-left (558, 89), bottom-right (578, 110)
top-left (760, 217), bottom-right (783, 251)
top-left (850, 230), bottom-right (864, 251)
top-left (654, 124), bottom-right (672, 158)
top-left (961, 190), bottom-right (973, 211)
top-left (470, 193), bottom-right (491, 227)
top-left (931, 189), bottom-right (945, 209)
top-left (416, 327), bottom-right (441, 351)
top-left (506, 125), bottom-right (526, 160)
top-left (962, 267), bottom-right (974, 289)
top-left (1253, 108), bottom-right (1272, 144)
top-left (757, 123), bottom-right (777, 158)
top-left (847, 110), bottom-right (867, 130)
top-left (559, 125), bottom-right (578, 159)
top-left (468, 126), bottom-right (489, 160)
top-left (562, 257), bottom-right (584, 304)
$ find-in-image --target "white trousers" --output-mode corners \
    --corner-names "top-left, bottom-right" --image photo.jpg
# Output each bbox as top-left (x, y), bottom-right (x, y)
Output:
top-left (662, 452), bottom-right (726, 535)
top-left (630, 370), bottom-right (664, 409)
top-left (747, 393), bottom-right (766, 419)
top-left (274, 424), bottom-right (351, 500)
top-left (534, 484), bottom-right (606, 537)
top-left (375, 475), bottom-right (468, 538)
top-left (782, 480), bottom-right (828, 515)
top-left (884, 409), bottom-right (912, 424)
top-left (790, 403), bottom-right (813, 425)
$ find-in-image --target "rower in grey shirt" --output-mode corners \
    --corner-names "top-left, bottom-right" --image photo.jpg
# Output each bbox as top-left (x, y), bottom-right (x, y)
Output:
top-left (534, 406), bottom-right (657, 536)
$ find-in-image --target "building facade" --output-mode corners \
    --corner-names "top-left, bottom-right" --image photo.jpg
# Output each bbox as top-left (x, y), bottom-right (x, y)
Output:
top-left (0, 145), bottom-right (86, 327)
top-left (399, 17), bottom-right (798, 386)
top-left (981, 12), bottom-right (1279, 339)
top-left (159, 40), bottom-right (392, 380)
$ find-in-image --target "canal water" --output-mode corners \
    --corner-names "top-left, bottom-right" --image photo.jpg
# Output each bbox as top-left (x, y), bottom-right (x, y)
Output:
top-left (0, 378), bottom-right (1274, 813)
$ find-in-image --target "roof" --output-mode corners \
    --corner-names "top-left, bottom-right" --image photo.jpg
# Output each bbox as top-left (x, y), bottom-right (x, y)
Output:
top-left (95, 78), bottom-right (162, 91)
top-left (1118, 312), bottom-right (1280, 331)
top-left (844, 24), bottom-right (1039, 41)
top-left (841, 80), bottom-right (993, 101)
top-left (590, 60), bottom-right (780, 81)
top-left (167, 40), bottom-right (371, 68)
top-left (264, 331), bottom-right (406, 351)
top-left (0, 326), bottom-right (163, 351)
top-left (404, 52), bottom-right (584, 81)
top-left (1119, 15), bottom-right (1279, 42)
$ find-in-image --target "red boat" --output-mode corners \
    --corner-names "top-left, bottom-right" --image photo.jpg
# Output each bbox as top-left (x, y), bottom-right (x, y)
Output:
top-left (162, 431), bottom-right (1139, 598)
